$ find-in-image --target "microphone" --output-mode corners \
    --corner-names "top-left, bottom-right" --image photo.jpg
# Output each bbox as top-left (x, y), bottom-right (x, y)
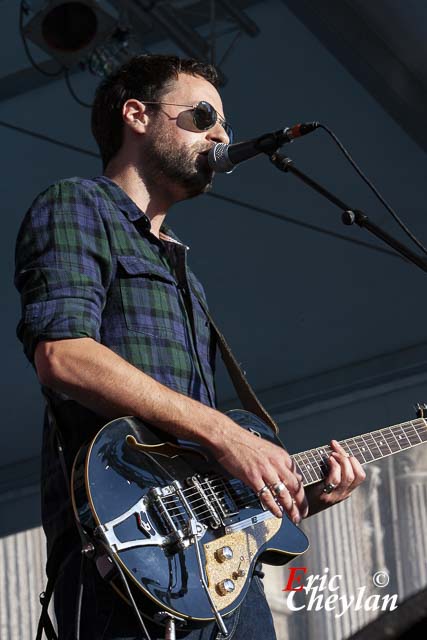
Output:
top-left (208, 122), bottom-right (319, 173)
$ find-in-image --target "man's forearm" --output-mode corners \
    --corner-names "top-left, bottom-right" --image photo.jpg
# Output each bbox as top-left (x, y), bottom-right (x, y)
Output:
top-left (34, 336), bottom-right (309, 522)
top-left (35, 337), bottom-right (228, 452)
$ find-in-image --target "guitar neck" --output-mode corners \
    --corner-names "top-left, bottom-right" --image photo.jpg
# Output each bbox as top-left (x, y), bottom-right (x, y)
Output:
top-left (292, 417), bottom-right (427, 487)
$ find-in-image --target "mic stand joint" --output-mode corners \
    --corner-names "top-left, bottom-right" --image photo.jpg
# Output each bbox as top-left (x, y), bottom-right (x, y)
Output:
top-left (268, 152), bottom-right (427, 274)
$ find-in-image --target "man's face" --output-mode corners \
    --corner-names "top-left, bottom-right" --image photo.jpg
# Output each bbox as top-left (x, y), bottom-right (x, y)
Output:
top-left (140, 73), bottom-right (230, 199)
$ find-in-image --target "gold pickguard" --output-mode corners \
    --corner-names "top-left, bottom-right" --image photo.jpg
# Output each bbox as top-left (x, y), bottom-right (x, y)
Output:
top-left (203, 518), bottom-right (281, 609)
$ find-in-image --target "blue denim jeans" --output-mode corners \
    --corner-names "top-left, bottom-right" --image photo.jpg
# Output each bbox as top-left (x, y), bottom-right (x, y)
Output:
top-left (54, 547), bottom-right (277, 640)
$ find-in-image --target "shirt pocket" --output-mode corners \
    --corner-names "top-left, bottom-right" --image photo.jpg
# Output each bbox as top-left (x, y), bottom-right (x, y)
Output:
top-left (117, 255), bottom-right (186, 339)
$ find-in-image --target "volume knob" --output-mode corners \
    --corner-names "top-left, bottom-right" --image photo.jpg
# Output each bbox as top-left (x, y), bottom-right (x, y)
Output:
top-left (216, 579), bottom-right (235, 595)
top-left (215, 546), bottom-right (233, 563)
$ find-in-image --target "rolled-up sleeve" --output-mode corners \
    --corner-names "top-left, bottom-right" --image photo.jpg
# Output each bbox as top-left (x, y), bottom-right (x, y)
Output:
top-left (14, 179), bottom-right (113, 363)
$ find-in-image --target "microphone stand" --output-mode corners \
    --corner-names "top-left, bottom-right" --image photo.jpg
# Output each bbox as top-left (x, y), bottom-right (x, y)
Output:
top-left (269, 152), bottom-right (427, 273)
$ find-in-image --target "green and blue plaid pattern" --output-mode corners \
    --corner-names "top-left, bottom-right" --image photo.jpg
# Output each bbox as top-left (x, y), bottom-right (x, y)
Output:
top-left (14, 175), bottom-right (217, 548)
top-left (15, 175), bottom-right (216, 405)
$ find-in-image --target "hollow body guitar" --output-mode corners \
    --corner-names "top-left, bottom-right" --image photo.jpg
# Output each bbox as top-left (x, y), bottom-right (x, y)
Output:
top-left (71, 408), bottom-right (427, 625)
top-left (72, 410), bottom-right (308, 624)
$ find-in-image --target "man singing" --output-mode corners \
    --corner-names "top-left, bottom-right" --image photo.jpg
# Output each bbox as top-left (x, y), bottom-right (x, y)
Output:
top-left (15, 54), bottom-right (365, 639)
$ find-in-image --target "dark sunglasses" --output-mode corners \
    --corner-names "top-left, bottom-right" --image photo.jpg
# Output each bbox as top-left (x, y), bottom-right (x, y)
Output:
top-left (141, 100), bottom-right (233, 142)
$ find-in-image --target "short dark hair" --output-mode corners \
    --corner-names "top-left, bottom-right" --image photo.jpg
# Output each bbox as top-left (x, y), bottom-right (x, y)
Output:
top-left (91, 54), bottom-right (219, 169)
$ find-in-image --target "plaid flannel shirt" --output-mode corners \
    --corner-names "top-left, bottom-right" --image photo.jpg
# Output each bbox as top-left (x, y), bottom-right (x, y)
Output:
top-left (14, 176), bottom-right (217, 550)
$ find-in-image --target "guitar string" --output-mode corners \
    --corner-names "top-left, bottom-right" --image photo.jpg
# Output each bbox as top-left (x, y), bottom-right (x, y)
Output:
top-left (158, 497), bottom-right (262, 522)
top-left (153, 425), bottom-right (427, 521)
top-left (159, 421), bottom-right (425, 506)
top-left (146, 422), bottom-right (427, 523)
top-left (160, 487), bottom-right (254, 512)
top-left (162, 479), bottom-right (253, 503)
top-left (161, 485), bottom-right (254, 510)
top-left (153, 424), bottom-right (427, 522)
top-left (292, 423), bottom-right (426, 481)
top-left (158, 484), bottom-right (268, 519)
top-left (157, 422), bottom-right (419, 506)
top-left (301, 425), bottom-right (423, 462)
top-left (160, 477), bottom-right (244, 502)
top-left (201, 425), bottom-right (424, 490)
top-left (161, 491), bottom-right (257, 515)
top-left (157, 481), bottom-right (260, 518)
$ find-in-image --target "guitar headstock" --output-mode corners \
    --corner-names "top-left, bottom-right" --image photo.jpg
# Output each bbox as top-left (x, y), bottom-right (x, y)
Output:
top-left (414, 403), bottom-right (427, 418)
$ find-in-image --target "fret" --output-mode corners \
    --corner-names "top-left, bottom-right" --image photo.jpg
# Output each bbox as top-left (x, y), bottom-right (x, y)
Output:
top-left (414, 418), bottom-right (427, 442)
top-left (382, 427), bottom-right (400, 453)
top-left (315, 446), bottom-right (330, 477)
top-left (387, 427), bottom-right (402, 452)
top-left (353, 435), bottom-right (373, 462)
top-left (300, 452), bottom-right (316, 483)
top-left (292, 454), bottom-right (311, 486)
top-left (392, 424), bottom-right (411, 449)
top-left (306, 449), bottom-right (323, 481)
top-left (360, 433), bottom-right (382, 459)
top-left (340, 441), bottom-right (353, 457)
top-left (372, 430), bottom-right (393, 458)
top-left (292, 418), bottom-right (427, 486)
top-left (344, 437), bottom-right (366, 463)
top-left (295, 452), bottom-right (317, 484)
top-left (405, 421), bottom-right (423, 445)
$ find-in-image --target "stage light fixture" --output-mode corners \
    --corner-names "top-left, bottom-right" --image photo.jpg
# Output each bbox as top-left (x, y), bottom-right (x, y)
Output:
top-left (22, 0), bottom-right (119, 68)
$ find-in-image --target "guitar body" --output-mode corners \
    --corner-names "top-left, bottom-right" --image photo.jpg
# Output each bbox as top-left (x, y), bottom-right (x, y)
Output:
top-left (72, 410), bottom-right (308, 623)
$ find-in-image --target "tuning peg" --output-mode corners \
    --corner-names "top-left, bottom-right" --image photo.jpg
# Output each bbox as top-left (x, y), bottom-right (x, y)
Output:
top-left (414, 402), bottom-right (427, 418)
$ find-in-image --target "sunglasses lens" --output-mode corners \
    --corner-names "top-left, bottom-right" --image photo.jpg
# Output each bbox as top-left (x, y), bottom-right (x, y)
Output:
top-left (193, 101), bottom-right (217, 130)
top-left (193, 101), bottom-right (234, 142)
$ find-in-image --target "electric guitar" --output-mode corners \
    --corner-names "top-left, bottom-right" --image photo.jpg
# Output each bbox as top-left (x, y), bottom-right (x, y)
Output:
top-left (71, 409), bottom-right (427, 628)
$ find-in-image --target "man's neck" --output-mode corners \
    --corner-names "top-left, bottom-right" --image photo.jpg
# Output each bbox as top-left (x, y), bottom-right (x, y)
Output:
top-left (104, 164), bottom-right (172, 239)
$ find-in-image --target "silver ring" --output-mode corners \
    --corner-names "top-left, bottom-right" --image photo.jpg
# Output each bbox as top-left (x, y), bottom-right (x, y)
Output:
top-left (256, 485), bottom-right (270, 498)
top-left (271, 481), bottom-right (286, 496)
top-left (323, 482), bottom-right (336, 494)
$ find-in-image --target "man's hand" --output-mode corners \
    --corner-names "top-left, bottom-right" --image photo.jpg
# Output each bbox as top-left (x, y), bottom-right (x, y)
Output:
top-left (305, 439), bottom-right (366, 516)
top-left (210, 421), bottom-right (308, 524)
top-left (35, 338), bottom-right (309, 523)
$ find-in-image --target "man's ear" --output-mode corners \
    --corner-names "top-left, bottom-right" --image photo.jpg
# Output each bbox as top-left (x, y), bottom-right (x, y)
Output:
top-left (122, 99), bottom-right (148, 133)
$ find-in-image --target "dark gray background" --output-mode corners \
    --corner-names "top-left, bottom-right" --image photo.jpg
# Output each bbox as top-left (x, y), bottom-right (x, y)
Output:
top-left (1, 0), bottom-right (427, 535)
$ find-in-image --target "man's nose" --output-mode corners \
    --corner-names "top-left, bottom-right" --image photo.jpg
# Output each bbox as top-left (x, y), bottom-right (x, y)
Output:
top-left (206, 121), bottom-right (229, 145)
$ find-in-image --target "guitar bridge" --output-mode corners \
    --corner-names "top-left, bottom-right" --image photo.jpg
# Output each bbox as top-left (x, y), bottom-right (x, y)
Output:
top-left (148, 482), bottom-right (208, 550)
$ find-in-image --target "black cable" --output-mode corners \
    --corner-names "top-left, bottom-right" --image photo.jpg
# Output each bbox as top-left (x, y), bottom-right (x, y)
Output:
top-left (206, 192), bottom-right (401, 259)
top-left (75, 553), bottom-right (86, 640)
top-left (19, 1), bottom-right (64, 78)
top-left (64, 68), bottom-right (93, 108)
top-left (0, 117), bottom-right (406, 260)
top-left (318, 123), bottom-right (427, 257)
top-left (97, 539), bottom-right (152, 640)
top-left (0, 119), bottom-right (99, 157)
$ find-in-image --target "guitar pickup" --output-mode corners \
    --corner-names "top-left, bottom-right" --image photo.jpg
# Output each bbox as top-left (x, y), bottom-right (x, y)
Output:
top-left (203, 476), bottom-right (239, 520)
top-left (187, 475), bottom-right (222, 528)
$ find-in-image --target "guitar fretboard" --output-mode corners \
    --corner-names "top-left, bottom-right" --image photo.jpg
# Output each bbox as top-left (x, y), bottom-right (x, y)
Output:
top-left (292, 418), bottom-right (427, 487)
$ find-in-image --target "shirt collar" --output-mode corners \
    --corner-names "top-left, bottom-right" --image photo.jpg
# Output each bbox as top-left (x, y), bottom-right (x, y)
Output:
top-left (94, 175), bottom-right (151, 229)
top-left (94, 175), bottom-right (188, 248)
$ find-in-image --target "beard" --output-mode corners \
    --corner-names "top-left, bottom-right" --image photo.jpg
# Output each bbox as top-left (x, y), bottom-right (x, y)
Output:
top-left (139, 126), bottom-right (214, 200)
top-left (139, 122), bottom-right (214, 200)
